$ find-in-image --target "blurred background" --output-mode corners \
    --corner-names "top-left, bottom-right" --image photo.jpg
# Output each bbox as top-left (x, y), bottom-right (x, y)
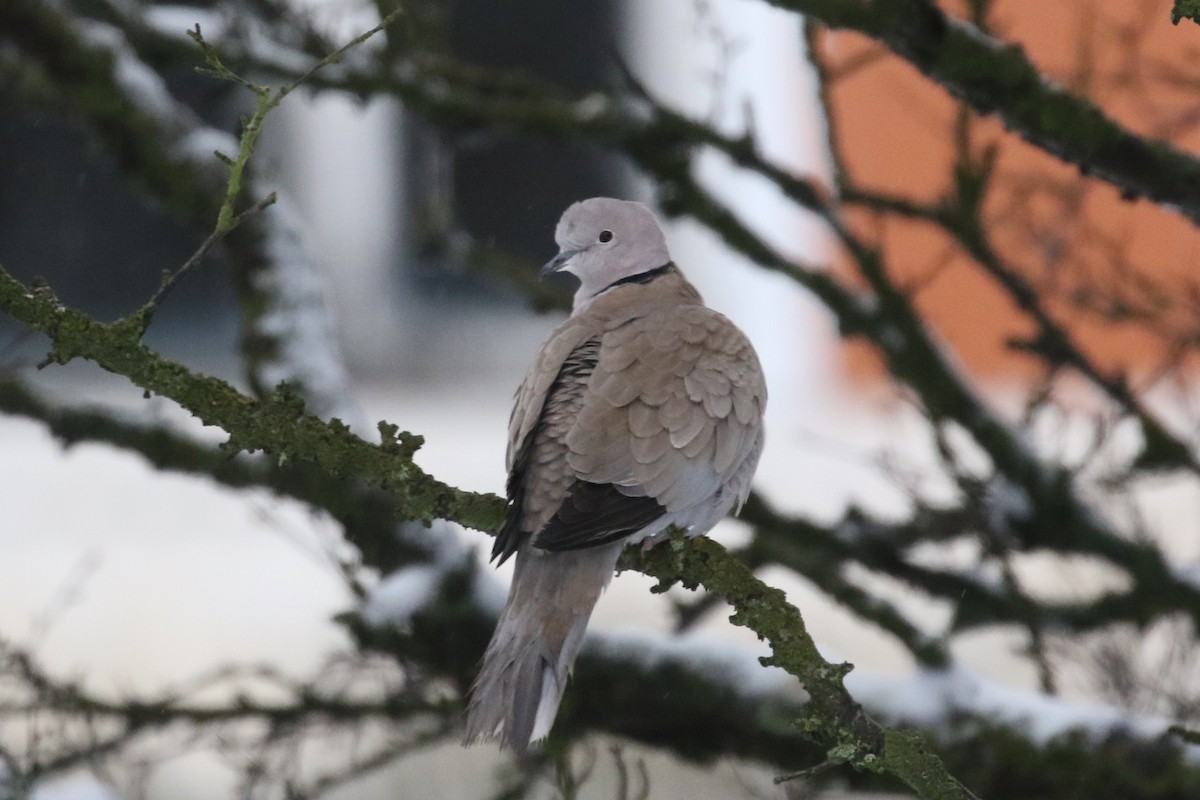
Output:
top-left (3, 1), bottom-right (1200, 798)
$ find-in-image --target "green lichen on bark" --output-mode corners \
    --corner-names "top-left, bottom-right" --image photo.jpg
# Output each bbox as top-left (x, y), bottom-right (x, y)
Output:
top-left (884, 729), bottom-right (976, 800)
top-left (3, 258), bottom-right (979, 798)
top-left (629, 535), bottom-right (978, 799)
top-left (0, 263), bottom-right (506, 534)
top-left (1172, 1), bottom-right (1200, 24)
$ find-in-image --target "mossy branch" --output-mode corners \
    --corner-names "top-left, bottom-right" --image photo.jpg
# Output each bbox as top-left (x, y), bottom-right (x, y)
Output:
top-left (1168, 724), bottom-right (1200, 745)
top-left (0, 264), bottom-right (979, 798)
top-left (0, 264), bottom-right (504, 533)
top-left (133, 192), bottom-right (277, 334)
top-left (186, 9), bottom-right (403, 232)
top-left (629, 535), bottom-right (978, 799)
top-left (1172, 1), bottom-right (1200, 24)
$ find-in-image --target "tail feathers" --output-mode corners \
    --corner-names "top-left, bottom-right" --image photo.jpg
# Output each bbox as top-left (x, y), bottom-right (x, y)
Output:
top-left (463, 615), bottom-right (582, 751)
top-left (464, 543), bottom-right (622, 753)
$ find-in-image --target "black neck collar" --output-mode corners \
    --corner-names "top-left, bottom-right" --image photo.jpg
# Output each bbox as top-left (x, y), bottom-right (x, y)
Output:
top-left (597, 262), bottom-right (676, 295)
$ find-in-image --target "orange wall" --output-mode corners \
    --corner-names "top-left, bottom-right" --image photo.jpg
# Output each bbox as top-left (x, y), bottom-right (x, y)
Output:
top-left (822, 0), bottom-right (1200, 382)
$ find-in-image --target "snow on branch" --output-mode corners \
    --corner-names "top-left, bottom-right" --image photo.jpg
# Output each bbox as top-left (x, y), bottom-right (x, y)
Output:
top-left (1, 0), bottom-right (361, 426)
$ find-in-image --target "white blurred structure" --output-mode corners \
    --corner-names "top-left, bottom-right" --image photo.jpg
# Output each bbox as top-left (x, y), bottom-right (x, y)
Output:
top-left (270, 94), bottom-right (407, 369)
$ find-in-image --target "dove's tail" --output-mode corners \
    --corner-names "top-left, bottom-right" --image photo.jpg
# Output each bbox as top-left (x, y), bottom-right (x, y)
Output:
top-left (463, 542), bottom-right (623, 753)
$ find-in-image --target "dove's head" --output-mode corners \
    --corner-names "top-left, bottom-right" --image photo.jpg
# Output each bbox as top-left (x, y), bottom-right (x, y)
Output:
top-left (543, 198), bottom-right (672, 308)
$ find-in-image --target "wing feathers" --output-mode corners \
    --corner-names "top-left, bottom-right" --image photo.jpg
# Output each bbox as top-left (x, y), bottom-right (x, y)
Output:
top-left (534, 481), bottom-right (665, 551)
top-left (504, 271), bottom-right (766, 559)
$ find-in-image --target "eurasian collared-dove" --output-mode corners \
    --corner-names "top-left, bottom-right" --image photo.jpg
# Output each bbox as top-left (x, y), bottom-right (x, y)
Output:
top-left (463, 197), bottom-right (767, 753)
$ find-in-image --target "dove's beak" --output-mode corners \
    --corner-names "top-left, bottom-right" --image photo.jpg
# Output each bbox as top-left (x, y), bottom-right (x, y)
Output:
top-left (540, 250), bottom-right (577, 278)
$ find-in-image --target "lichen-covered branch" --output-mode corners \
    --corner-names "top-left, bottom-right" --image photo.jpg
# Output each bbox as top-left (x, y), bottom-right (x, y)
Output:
top-left (0, 260), bottom-right (975, 796)
top-left (1172, 1), bottom-right (1200, 24)
top-left (0, 264), bottom-right (504, 533)
top-left (0, 379), bottom-right (436, 573)
top-left (629, 536), bottom-right (979, 799)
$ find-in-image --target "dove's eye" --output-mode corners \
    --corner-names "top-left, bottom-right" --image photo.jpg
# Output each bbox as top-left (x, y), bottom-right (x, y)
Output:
top-left (598, 230), bottom-right (614, 243)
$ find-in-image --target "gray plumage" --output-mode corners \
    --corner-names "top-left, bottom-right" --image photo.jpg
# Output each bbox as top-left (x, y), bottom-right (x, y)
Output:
top-left (463, 198), bottom-right (767, 752)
